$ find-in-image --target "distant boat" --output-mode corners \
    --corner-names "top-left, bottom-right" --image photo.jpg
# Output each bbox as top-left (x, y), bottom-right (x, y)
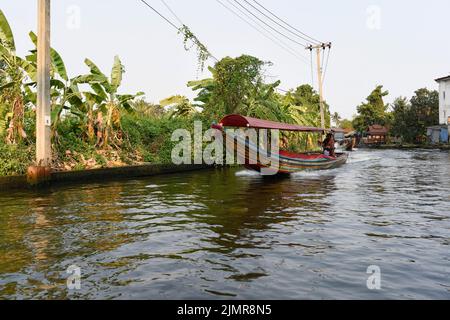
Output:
top-left (212, 115), bottom-right (348, 174)
top-left (344, 131), bottom-right (359, 151)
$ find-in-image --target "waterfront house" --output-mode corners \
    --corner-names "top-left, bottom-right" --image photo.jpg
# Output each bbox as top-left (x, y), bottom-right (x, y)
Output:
top-left (427, 75), bottom-right (450, 144)
top-left (435, 75), bottom-right (450, 125)
top-left (363, 125), bottom-right (388, 145)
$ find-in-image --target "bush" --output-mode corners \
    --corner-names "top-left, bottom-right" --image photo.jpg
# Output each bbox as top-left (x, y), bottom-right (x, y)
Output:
top-left (0, 143), bottom-right (34, 176)
top-left (0, 111), bottom-right (202, 176)
top-left (121, 113), bottom-right (195, 164)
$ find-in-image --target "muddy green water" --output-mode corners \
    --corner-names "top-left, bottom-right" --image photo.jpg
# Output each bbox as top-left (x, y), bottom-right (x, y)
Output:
top-left (0, 149), bottom-right (449, 299)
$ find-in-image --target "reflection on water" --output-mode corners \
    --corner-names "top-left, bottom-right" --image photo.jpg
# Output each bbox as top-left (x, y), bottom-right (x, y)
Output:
top-left (0, 149), bottom-right (450, 299)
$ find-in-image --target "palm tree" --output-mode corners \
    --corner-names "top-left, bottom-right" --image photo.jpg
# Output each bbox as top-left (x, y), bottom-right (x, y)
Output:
top-left (25, 31), bottom-right (86, 142)
top-left (332, 112), bottom-right (341, 127)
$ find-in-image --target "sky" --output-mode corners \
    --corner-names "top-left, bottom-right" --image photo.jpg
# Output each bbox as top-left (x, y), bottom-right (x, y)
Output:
top-left (2, 0), bottom-right (449, 119)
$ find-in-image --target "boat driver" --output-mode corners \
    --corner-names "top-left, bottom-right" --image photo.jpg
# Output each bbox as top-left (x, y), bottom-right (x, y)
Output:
top-left (322, 133), bottom-right (336, 157)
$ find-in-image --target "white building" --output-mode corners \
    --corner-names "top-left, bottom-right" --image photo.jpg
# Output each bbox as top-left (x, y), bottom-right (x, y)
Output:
top-left (436, 75), bottom-right (450, 125)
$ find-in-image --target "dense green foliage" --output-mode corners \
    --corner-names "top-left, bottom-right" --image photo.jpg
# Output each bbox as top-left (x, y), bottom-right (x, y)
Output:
top-left (340, 119), bottom-right (353, 131)
top-left (189, 55), bottom-right (330, 128)
top-left (0, 10), bottom-right (332, 175)
top-left (187, 55), bottom-right (332, 151)
top-left (0, 143), bottom-right (34, 176)
top-left (352, 85), bottom-right (390, 132)
top-left (390, 89), bottom-right (439, 143)
top-left (351, 85), bottom-right (439, 143)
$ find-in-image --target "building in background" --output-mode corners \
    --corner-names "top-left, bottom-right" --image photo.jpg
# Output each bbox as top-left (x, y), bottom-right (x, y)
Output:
top-left (427, 126), bottom-right (449, 144)
top-left (435, 75), bottom-right (450, 125)
top-left (427, 76), bottom-right (450, 144)
top-left (363, 125), bottom-right (388, 145)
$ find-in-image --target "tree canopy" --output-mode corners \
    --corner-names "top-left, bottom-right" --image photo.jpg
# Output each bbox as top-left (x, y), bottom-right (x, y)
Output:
top-left (352, 85), bottom-right (390, 132)
top-left (390, 88), bottom-right (439, 143)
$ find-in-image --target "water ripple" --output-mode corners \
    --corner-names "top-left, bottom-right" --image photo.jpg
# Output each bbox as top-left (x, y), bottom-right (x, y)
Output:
top-left (0, 149), bottom-right (449, 299)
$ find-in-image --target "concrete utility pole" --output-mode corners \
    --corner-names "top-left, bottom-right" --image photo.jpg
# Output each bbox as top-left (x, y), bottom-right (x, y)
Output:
top-left (307, 43), bottom-right (332, 130)
top-left (36, 0), bottom-right (51, 167)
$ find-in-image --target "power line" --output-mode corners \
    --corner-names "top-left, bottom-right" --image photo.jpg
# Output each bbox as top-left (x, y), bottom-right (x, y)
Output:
top-left (217, 0), bottom-right (309, 64)
top-left (242, 0), bottom-right (319, 45)
top-left (160, 0), bottom-right (184, 26)
top-left (139, 0), bottom-right (218, 62)
top-left (251, 0), bottom-right (322, 44)
top-left (233, 0), bottom-right (309, 48)
top-left (226, 0), bottom-right (310, 62)
top-left (139, 0), bottom-right (179, 31)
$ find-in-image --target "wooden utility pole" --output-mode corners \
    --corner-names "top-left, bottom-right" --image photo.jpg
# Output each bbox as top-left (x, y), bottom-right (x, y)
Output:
top-left (307, 43), bottom-right (332, 130)
top-left (36, 0), bottom-right (51, 167)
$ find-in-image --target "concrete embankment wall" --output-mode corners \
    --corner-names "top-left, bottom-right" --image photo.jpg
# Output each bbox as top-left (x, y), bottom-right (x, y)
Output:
top-left (0, 164), bottom-right (212, 191)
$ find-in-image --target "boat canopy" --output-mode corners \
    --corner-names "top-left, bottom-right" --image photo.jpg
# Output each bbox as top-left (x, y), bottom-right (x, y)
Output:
top-left (218, 115), bottom-right (324, 133)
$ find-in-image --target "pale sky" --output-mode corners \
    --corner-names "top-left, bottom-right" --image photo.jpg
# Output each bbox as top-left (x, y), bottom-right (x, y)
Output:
top-left (2, 0), bottom-right (449, 119)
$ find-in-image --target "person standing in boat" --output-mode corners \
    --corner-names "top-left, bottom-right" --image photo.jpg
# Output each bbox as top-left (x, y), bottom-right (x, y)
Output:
top-left (322, 133), bottom-right (336, 157)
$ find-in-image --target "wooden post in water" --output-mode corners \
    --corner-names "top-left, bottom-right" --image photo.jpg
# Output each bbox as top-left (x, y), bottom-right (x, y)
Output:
top-left (29, 0), bottom-right (52, 185)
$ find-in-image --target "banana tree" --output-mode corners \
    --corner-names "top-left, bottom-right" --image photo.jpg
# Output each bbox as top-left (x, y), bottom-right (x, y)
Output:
top-left (74, 56), bottom-right (143, 148)
top-left (68, 91), bottom-right (104, 144)
top-left (25, 31), bottom-right (85, 140)
top-left (0, 10), bottom-right (36, 144)
top-left (187, 68), bottom-right (219, 119)
top-left (241, 80), bottom-right (282, 121)
top-left (160, 95), bottom-right (197, 118)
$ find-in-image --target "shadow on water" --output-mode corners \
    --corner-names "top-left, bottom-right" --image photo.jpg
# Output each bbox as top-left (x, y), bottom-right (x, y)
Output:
top-left (0, 167), bottom-right (338, 299)
top-left (179, 168), bottom-right (336, 252)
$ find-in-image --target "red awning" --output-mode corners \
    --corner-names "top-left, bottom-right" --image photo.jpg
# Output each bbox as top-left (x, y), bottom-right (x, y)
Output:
top-left (219, 115), bottom-right (324, 133)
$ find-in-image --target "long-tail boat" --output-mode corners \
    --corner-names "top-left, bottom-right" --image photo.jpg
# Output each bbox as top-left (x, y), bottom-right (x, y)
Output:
top-left (212, 114), bottom-right (349, 174)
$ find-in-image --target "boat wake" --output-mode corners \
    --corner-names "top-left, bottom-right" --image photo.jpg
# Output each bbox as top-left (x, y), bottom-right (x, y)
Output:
top-left (235, 170), bottom-right (261, 177)
top-left (347, 154), bottom-right (381, 164)
top-left (291, 168), bottom-right (340, 178)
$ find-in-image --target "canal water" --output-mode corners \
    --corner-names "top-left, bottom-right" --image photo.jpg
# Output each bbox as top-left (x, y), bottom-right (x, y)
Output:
top-left (0, 149), bottom-right (449, 299)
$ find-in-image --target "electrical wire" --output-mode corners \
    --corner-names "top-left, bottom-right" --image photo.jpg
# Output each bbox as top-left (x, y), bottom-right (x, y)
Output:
top-left (139, 0), bottom-right (218, 62)
top-left (252, 0), bottom-right (322, 44)
top-left (233, 0), bottom-right (308, 48)
top-left (243, 0), bottom-right (319, 45)
top-left (159, 0), bottom-right (184, 26)
top-left (139, 0), bottom-right (179, 31)
top-left (218, 0), bottom-right (310, 64)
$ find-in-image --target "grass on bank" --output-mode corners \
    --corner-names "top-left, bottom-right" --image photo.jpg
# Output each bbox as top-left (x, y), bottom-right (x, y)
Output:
top-left (0, 113), bottom-right (196, 176)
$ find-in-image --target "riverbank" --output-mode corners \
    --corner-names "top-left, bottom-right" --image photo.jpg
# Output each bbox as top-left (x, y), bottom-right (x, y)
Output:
top-left (364, 144), bottom-right (450, 151)
top-left (0, 163), bottom-right (212, 191)
top-left (0, 113), bottom-right (201, 177)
